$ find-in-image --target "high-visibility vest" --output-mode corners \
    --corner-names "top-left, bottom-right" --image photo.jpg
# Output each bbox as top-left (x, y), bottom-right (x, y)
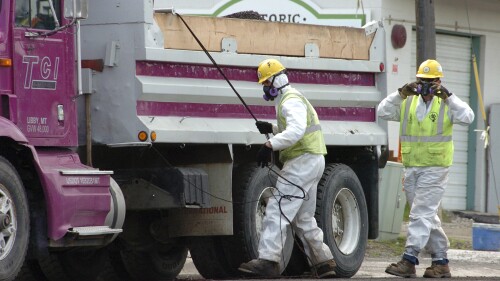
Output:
top-left (399, 96), bottom-right (453, 167)
top-left (277, 89), bottom-right (327, 163)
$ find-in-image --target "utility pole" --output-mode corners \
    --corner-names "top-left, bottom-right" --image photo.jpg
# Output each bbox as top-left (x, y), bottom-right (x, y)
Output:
top-left (415, 0), bottom-right (436, 68)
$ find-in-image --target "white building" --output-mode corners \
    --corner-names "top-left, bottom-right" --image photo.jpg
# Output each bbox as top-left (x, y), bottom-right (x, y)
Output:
top-left (156, 0), bottom-right (500, 214)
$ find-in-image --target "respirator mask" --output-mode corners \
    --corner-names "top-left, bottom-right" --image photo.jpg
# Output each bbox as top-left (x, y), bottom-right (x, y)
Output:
top-left (417, 78), bottom-right (438, 97)
top-left (262, 72), bottom-right (289, 101)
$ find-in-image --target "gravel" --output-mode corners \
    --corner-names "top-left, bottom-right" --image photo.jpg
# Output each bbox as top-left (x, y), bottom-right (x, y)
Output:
top-left (223, 11), bottom-right (264, 20)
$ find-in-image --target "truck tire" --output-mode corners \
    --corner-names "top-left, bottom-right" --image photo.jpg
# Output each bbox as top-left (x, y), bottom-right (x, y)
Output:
top-left (316, 163), bottom-right (368, 278)
top-left (224, 164), bottom-right (296, 274)
top-left (0, 156), bottom-right (30, 281)
top-left (189, 236), bottom-right (236, 279)
top-left (118, 243), bottom-right (188, 281)
top-left (38, 248), bottom-right (107, 281)
top-left (17, 259), bottom-right (48, 281)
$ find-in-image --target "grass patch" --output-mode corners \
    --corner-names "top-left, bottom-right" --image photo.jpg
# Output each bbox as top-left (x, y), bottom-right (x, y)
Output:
top-left (366, 237), bottom-right (472, 259)
top-left (403, 202), bottom-right (410, 222)
top-left (366, 236), bottom-right (406, 258)
top-left (449, 237), bottom-right (472, 250)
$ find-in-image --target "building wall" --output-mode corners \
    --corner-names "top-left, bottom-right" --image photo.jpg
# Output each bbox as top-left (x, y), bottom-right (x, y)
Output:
top-left (318, 0), bottom-right (500, 213)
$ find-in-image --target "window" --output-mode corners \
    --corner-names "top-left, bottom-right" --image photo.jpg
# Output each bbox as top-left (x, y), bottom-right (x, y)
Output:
top-left (15, 0), bottom-right (61, 30)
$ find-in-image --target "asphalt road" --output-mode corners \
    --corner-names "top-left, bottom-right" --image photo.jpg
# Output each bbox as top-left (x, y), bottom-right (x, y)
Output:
top-left (178, 213), bottom-right (500, 280)
top-left (178, 249), bottom-right (500, 280)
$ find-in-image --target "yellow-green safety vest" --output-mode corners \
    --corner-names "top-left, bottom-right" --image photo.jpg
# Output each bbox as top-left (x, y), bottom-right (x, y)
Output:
top-left (399, 96), bottom-right (453, 167)
top-left (277, 89), bottom-right (327, 163)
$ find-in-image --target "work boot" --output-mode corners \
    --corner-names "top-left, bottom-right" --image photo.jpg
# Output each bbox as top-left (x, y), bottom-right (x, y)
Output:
top-left (423, 262), bottom-right (451, 278)
top-left (312, 259), bottom-right (336, 278)
top-left (238, 258), bottom-right (280, 277)
top-left (385, 258), bottom-right (416, 278)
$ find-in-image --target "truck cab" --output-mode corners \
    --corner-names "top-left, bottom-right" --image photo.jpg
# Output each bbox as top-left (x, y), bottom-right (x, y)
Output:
top-left (0, 1), bottom-right (124, 280)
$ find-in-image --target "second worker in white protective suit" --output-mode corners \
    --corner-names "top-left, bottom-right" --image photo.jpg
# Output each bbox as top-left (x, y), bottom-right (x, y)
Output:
top-left (238, 59), bottom-right (336, 278)
top-left (378, 59), bottom-right (475, 278)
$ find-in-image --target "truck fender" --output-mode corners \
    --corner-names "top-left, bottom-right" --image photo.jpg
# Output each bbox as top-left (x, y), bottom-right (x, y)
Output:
top-left (0, 117), bottom-right (29, 143)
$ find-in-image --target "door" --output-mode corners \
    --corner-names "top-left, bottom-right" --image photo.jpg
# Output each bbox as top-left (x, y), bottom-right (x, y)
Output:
top-left (12, 0), bottom-right (77, 146)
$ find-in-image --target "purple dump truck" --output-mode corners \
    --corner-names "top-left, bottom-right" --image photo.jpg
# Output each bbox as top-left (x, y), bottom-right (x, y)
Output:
top-left (0, 0), bottom-right (387, 280)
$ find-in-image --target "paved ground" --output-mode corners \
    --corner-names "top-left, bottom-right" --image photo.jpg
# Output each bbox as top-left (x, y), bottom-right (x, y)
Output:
top-left (357, 249), bottom-right (500, 278)
top-left (180, 251), bottom-right (500, 279)
top-left (179, 212), bottom-right (500, 279)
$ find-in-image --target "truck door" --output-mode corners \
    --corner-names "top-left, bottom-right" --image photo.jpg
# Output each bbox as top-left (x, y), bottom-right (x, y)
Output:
top-left (12, 0), bottom-right (77, 146)
top-left (1, 0), bottom-right (13, 109)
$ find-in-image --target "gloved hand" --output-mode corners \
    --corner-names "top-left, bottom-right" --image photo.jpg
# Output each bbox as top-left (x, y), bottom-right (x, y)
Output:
top-left (398, 82), bottom-right (419, 99)
top-left (431, 84), bottom-right (452, 100)
top-left (255, 121), bottom-right (273, 134)
top-left (257, 144), bottom-right (273, 168)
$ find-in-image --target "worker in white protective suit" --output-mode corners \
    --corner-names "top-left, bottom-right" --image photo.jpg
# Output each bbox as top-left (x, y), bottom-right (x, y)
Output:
top-left (238, 59), bottom-right (336, 278)
top-left (377, 59), bottom-right (474, 278)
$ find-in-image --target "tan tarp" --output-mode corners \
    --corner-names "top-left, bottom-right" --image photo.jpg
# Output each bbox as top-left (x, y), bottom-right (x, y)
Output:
top-left (154, 13), bottom-right (375, 60)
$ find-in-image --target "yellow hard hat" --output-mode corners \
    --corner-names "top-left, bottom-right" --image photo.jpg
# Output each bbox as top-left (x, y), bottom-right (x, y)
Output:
top-left (416, 59), bottom-right (443, 78)
top-left (257, 59), bottom-right (285, 84)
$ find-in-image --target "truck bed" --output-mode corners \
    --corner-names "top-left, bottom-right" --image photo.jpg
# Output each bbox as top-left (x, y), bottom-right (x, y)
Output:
top-left (80, 2), bottom-right (386, 147)
top-left (154, 13), bottom-right (374, 60)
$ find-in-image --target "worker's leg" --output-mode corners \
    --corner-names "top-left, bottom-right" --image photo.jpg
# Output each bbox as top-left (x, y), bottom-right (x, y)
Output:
top-left (405, 167), bottom-right (448, 259)
top-left (291, 154), bottom-right (333, 265)
top-left (423, 167), bottom-right (450, 261)
top-left (258, 154), bottom-right (326, 263)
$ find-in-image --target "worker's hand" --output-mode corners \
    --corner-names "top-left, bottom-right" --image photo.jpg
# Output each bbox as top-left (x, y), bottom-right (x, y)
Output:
top-left (256, 145), bottom-right (273, 168)
top-left (431, 84), bottom-right (452, 100)
top-left (255, 121), bottom-right (273, 134)
top-left (398, 82), bottom-right (419, 99)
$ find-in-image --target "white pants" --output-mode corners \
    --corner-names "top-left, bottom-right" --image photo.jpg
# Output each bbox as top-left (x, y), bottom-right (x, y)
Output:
top-left (403, 166), bottom-right (450, 261)
top-left (258, 153), bottom-right (333, 265)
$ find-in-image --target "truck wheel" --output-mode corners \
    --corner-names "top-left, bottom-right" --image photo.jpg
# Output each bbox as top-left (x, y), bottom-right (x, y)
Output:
top-left (225, 164), bottom-right (296, 274)
top-left (118, 243), bottom-right (188, 281)
top-left (316, 163), bottom-right (368, 278)
top-left (189, 236), bottom-right (236, 278)
top-left (38, 248), bottom-right (107, 281)
top-left (0, 156), bottom-right (30, 281)
top-left (17, 259), bottom-right (48, 281)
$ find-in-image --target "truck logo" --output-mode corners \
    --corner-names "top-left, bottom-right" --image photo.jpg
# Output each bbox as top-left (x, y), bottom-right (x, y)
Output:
top-left (23, 55), bottom-right (59, 90)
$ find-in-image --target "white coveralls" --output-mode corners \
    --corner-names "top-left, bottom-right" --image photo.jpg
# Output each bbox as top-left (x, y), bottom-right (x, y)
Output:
top-left (258, 75), bottom-right (333, 265)
top-left (377, 91), bottom-right (474, 262)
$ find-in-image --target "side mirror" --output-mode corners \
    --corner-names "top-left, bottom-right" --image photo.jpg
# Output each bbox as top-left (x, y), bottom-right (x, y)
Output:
top-left (64, 0), bottom-right (88, 20)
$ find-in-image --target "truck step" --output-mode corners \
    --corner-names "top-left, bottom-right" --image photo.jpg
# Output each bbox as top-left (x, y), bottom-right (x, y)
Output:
top-left (68, 226), bottom-right (123, 236)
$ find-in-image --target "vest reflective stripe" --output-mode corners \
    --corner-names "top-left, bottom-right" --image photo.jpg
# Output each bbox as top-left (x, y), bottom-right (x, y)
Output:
top-left (305, 124), bottom-right (322, 134)
top-left (400, 96), bottom-right (453, 167)
top-left (400, 135), bottom-right (452, 142)
top-left (277, 89), bottom-right (327, 163)
top-left (437, 98), bottom-right (446, 135)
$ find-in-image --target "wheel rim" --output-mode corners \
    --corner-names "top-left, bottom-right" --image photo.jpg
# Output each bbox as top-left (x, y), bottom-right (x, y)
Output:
top-left (331, 187), bottom-right (360, 255)
top-left (0, 184), bottom-right (16, 260)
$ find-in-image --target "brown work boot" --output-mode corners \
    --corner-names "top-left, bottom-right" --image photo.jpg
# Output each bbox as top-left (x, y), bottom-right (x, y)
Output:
top-left (385, 259), bottom-right (416, 278)
top-left (312, 259), bottom-right (336, 278)
top-left (238, 258), bottom-right (280, 277)
top-left (423, 262), bottom-right (451, 278)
